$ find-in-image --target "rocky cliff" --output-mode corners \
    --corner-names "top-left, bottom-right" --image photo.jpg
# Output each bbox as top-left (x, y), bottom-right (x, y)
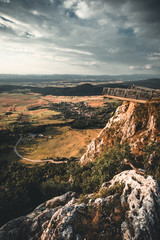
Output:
top-left (0, 170), bottom-right (160, 240)
top-left (1, 99), bottom-right (159, 240)
top-left (80, 99), bottom-right (160, 165)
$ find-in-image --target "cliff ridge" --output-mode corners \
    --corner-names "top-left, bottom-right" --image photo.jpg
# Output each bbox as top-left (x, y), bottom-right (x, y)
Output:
top-left (80, 100), bottom-right (160, 165)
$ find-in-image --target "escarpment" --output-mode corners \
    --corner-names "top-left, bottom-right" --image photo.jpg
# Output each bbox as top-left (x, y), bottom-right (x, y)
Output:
top-left (80, 99), bottom-right (160, 165)
top-left (1, 99), bottom-right (159, 240)
top-left (0, 170), bottom-right (160, 240)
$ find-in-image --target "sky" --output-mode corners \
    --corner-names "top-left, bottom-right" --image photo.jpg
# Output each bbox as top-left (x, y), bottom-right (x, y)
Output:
top-left (0, 0), bottom-right (160, 75)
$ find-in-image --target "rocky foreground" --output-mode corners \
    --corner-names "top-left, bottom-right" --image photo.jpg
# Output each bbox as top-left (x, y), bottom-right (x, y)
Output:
top-left (1, 170), bottom-right (160, 240)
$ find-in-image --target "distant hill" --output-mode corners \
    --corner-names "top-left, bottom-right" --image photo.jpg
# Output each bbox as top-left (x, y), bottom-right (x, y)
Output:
top-left (30, 84), bottom-right (103, 96)
top-left (126, 78), bottom-right (160, 89)
top-left (0, 78), bottom-right (159, 96)
top-left (0, 84), bottom-right (103, 96)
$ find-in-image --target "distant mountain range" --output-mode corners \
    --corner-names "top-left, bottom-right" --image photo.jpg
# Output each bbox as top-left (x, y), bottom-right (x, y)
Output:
top-left (0, 74), bottom-right (160, 85)
top-left (125, 78), bottom-right (160, 89)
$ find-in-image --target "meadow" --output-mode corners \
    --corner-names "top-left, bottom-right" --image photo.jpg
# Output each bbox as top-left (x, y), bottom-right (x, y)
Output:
top-left (0, 91), bottom-right (118, 163)
top-left (17, 126), bottom-right (100, 162)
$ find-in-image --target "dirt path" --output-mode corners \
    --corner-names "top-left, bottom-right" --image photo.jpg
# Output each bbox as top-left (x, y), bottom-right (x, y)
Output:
top-left (14, 136), bottom-right (67, 164)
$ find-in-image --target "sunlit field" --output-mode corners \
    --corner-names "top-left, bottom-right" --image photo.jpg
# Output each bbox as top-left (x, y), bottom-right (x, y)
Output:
top-left (0, 91), bottom-right (118, 164)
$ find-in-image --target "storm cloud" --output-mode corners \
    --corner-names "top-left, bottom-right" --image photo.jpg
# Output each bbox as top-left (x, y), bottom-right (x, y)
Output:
top-left (0, 0), bottom-right (160, 74)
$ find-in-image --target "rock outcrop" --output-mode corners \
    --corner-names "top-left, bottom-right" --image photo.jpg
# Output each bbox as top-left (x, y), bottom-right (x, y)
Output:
top-left (1, 170), bottom-right (160, 240)
top-left (80, 100), bottom-right (160, 165)
top-left (109, 170), bottom-right (160, 240)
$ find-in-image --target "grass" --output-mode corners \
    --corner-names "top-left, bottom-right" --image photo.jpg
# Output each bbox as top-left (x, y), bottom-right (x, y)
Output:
top-left (17, 126), bottom-right (101, 161)
top-left (42, 95), bottom-right (120, 106)
top-left (74, 183), bottom-right (128, 240)
top-left (27, 109), bottom-right (62, 125)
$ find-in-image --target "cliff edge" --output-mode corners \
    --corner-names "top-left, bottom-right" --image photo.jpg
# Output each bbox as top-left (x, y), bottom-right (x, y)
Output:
top-left (80, 99), bottom-right (160, 165)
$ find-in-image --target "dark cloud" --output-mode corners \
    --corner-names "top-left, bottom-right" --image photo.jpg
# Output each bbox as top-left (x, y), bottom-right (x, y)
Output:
top-left (0, 0), bottom-right (159, 74)
top-left (0, 16), bottom-right (14, 23)
top-left (129, 0), bottom-right (160, 21)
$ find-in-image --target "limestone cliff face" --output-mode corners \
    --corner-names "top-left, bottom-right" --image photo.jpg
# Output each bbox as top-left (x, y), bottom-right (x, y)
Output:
top-left (80, 100), bottom-right (160, 165)
top-left (1, 170), bottom-right (160, 240)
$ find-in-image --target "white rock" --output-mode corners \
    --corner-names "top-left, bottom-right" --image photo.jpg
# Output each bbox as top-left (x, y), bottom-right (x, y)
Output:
top-left (1, 171), bottom-right (160, 240)
top-left (109, 170), bottom-right (160, 240)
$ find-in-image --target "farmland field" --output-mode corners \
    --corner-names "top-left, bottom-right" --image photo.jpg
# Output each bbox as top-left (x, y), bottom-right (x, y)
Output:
top-left (0, 90), bottom-right (119, 164)
top-left (0, 92), bottom-right (64, 128)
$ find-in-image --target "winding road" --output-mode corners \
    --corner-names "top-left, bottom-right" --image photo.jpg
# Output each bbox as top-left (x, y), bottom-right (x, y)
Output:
top-left (14, 136), bottom-right (67, 164)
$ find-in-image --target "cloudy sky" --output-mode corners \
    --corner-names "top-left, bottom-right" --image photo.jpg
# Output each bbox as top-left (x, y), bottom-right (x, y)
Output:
top-left (0, 0), bottom-right (160, 75)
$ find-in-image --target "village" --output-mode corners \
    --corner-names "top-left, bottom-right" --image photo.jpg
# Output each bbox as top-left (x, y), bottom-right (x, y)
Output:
top-left (48, 101), bottom-right (118, 127)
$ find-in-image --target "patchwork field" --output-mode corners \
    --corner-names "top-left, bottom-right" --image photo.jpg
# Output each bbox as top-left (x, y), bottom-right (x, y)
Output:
top-left (0, 93), bottom-right (117, 129)
top-left (1, 91), bottom-right (117, 164)
top-left (42, 95), bottom-right (115, 105)
top-left (0, 90), bottom-right (120, 164)
top-left (0, 93), bottom-right (63, 129)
